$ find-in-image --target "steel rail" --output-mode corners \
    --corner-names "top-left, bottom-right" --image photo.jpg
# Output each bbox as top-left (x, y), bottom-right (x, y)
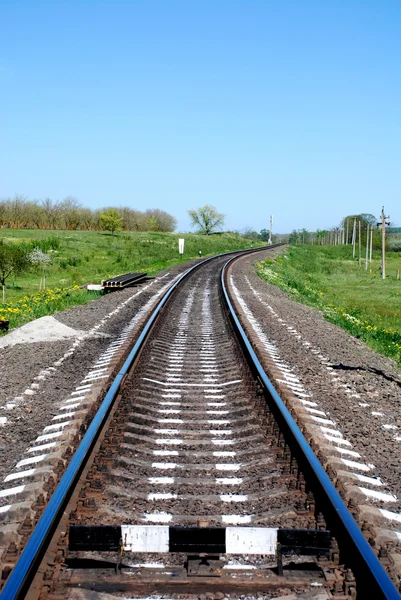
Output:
top-left (1, 244), bottom-right (280, 599)
top-left (221, 254), bottom-right (400, 600)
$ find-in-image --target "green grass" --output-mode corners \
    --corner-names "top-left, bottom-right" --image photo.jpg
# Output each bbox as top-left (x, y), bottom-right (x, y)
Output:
top-left (0, 229), bottom-right (261, 330)
top-left (257, 245), bottom-right (401, 363)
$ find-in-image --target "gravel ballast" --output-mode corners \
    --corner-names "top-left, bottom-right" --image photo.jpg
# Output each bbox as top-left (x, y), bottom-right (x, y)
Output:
top-left (0, 261), bottom-right (202, 481)
top-left (1, 247), bottom-right (400, 587)
top-left (228, 249), bottom-right (401, 551)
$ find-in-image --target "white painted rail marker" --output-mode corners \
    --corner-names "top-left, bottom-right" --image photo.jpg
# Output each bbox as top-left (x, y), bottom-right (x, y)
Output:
top-left (226, 527), bottom-right (278, 554)
top-left (122, 525), bottom-right (170, 552)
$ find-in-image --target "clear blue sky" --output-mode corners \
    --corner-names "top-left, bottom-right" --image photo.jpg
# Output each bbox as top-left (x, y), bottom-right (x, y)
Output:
top-left (1, 1), bottom-right (400, 233)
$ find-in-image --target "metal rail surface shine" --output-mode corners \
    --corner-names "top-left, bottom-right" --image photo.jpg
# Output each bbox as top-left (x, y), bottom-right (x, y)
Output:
top-left (1, 245), bottom-right (280, 600)
top-left (221, 254), bottom-right (400, 600)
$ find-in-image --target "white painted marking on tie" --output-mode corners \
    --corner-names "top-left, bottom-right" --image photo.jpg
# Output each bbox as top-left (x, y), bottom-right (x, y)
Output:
top-left (16, 455), bottom-right (47, 468)
top-left (143, 513), bottom-right (173, 523)
top-left (379, 509), bottom-right (401, 523)
top-left (358, 488), bottom-right (396, 502)
top-left (222, 515), bottom-right (252, 524)
top-left (28, 442), bottom-right (56, 453)
top-left (0, 485), bottom-right (25, 498)
top-left (341, 459), bottom-right (373, 472)
top-left (148, 493), bottom-right (178, 500)
top-left (4, 469), bottom-right (36, 482)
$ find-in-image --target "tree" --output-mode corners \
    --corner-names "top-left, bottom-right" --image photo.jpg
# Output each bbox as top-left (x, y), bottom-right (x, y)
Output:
top-left (25, 200), bottom-right (45, 228)
top-left (41, 197), bottom-right (61, 229)
top-left (76, 208), bottom-right (93, 230)
top-left (8, 195), bottom-right (26, 228)
top-left (99, 209), bottom-right (123, 235)
top-left (299, 228), bottom-right (310, 244)
top-left (60, 196), bottom-right (82, 230)
top-left (144, 208), bottom-right (177, 232)
top-left (343, 213), bottom-right (379, 248)
top-left (188, 205), bottom-right (224, 235)
top-left (0, 241), bottom-right (30, 301)
top-left (316, 229), bottom-right (328, 244)
top-left (239, 227), bottom-right (259, 240)
top-left (146, 216), bottom-right (159, 231)
top-left (118, 207), bottom-right (146, 231)
top-left (29, 248), bottom-right (52, 290)
top-left (358, 213), bottom-right (377, 226)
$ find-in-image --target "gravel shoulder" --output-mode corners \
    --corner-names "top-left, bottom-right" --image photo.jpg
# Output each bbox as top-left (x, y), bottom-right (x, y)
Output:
top-left (0, 259), bottom-right (202, 481)
top-left (229, 249), bottom-right (401, 547)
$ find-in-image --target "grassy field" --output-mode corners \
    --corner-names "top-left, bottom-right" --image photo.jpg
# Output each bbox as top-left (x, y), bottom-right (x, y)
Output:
top-left (257, 245), bottom-right (401, 363)
top-left (0, 229), bottom-right (260, 330)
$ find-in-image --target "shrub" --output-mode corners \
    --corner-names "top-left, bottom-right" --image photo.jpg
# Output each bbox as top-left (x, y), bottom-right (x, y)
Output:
top-left (59, 256), bottom-right (81, 269)
top-left (30, 236), bottom-right (61, 252)
top-left (387, 235), bottom-right (401, 252)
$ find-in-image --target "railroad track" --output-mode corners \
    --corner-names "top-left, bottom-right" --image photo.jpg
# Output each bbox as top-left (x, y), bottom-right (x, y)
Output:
top-left (0, 247), bottom-right (399, 599)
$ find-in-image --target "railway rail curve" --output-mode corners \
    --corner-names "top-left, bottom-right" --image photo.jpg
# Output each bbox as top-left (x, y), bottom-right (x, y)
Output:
top-left (1, 246), bottom-right (399, 600)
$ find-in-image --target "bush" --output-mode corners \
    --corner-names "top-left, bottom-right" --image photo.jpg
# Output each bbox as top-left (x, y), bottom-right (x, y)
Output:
top-left (68, 256), bottom-right (81, 267)
top-left (30, 236), bottom-right (60, 252)
top-left (0, 240), bottom-right (31, 291)
top-left (387, 235), bottom-right (401, 252)
top-left (59, 256), bottom-right (82, 269)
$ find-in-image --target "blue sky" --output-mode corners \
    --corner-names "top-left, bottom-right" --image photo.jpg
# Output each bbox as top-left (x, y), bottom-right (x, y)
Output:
top-left (1, 1), bottom-right (400, 233)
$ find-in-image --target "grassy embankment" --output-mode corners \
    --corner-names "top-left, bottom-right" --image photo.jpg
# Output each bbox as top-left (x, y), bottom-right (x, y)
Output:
top-left (257, 245), bottom-right (401, 364)
top-left (0, 229), bottom-right (261, 331)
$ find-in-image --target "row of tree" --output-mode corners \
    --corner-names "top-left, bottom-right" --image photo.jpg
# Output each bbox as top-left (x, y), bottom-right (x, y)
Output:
top-left (289, 214), bottom-right (385, 250)
top-left (0, 198), bottom-right (288, 242)
top-left (0, 196), bottom-right (177, 232)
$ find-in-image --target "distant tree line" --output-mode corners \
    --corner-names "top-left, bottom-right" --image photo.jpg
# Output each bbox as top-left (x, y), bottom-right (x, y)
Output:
top-left (289, 213), bottom-right (401, 252)
top-left (289, 214), bottom-right (383, 248)
top-left (235, 227), bottom-right (288, 244)
top-left (0, 195), bottom-right (177, 232)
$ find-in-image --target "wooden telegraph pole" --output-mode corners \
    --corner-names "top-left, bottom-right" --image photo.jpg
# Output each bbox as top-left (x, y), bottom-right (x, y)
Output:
top-left (377, 207), bottom-right (390, 279)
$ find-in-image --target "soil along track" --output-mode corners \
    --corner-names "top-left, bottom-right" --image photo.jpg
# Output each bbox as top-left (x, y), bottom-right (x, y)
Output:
top-left (228, 249), bottom-right (401, 586)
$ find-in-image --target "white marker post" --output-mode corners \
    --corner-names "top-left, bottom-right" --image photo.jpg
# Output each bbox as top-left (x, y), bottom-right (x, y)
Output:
top-left (178, 238), bottom-right (185, 257)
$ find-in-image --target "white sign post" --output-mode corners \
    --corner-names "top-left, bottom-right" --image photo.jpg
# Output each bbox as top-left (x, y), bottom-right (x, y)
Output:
top-left (178, 238), bottom-right (185, 256)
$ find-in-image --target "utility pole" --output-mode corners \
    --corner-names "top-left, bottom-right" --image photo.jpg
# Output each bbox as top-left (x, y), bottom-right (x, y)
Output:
top-left (352, 218), bottom-right (356, 258)
top-left (369, 227), bottom-right (373, 263)
top-left (358, 220), bottom-right (361, 266)
top-left (365, 224), bottom-right (369, 270)
top-left (377, 207), bottom-right (390, 279)
top-left (268, 215), bottom-right (273, 245)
